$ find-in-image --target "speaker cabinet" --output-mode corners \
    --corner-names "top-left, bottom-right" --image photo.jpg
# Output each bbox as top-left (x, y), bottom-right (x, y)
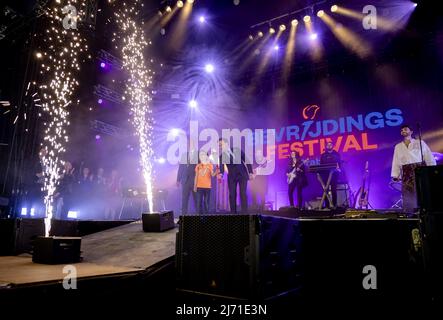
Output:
top-left (416, 165), bottom-right (443, 212)
top-left (0, 218), bottom-right (45, 255)
top-left (142, 211), bottom-right (175, 232)
top-left (176, 214), bottom-right (302, 299)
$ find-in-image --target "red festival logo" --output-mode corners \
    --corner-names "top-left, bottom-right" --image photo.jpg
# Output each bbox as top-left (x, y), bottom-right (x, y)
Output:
top-left (302, 104), bottom-right (320, 120)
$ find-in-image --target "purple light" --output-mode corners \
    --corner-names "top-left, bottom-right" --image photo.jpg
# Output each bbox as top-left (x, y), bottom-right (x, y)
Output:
top-left (100, 62), bottom-right (106, 68)
top-left (309, 33), bottom-right (318, 40)
top-left (274, 45), bottom-right (280, 51)
top-left (170, 128), bottom-right (180, 137)
top-left (95, 135), bottom-right (101, 140)
top-left (199, 16), bottom-right (206, 23)
top-left (98, 98), bottom-right (103, 104)
top-left (204, 64), bottom-right (214, 73)
top-left (189, 100), bottom-right (198, 108)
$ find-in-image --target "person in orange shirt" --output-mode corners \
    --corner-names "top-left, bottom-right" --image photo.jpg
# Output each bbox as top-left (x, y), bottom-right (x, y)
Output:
top-left (194, 151), bottom-right (218, 214)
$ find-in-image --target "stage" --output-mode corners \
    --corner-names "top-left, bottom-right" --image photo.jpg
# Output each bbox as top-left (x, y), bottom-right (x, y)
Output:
top-left (0, 221), bottom-right (176, 288)
top-left (0, 0), bottom-right (442, 315)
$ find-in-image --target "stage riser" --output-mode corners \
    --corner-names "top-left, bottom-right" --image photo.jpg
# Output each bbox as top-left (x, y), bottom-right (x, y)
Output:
top-left (176, 214), bottom-right (421, 300)
top-left (299, 219), bottom-right (421, 299)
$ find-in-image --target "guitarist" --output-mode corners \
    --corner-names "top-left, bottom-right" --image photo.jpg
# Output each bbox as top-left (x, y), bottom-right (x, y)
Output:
top-left (287, 151), bottom-right (308, 208)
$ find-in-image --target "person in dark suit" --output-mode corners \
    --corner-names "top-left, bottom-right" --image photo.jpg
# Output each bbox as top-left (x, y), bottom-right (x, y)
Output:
top-left (176, 148), bottom-right (198, 215)
top-left (287, 151), bottom-right (308, 208)
top-left (217, 138), bottom-right (253, 213)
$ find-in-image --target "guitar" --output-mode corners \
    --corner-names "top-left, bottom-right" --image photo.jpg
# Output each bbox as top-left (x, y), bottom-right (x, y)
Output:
top-left (287, 159), bottom-right (309, 184)
top-left (355, 161), bottom-right (370, 208)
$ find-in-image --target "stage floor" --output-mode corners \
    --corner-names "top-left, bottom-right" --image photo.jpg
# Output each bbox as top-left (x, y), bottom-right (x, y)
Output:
top-left (0, 221), bottom-right (177, 287)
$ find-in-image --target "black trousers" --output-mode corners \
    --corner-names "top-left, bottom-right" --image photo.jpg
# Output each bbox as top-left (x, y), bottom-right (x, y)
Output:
top-left (196, 188), bottom-right (211, 214)
top-left (181, 182), bottom-right (197, 215)
top-left (228, 174), bottom-right (248, 213)
top-left (288, 182), bottom-right (303, 208)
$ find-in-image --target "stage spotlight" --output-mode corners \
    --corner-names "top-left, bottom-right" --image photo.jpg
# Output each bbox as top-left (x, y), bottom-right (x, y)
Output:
top-left (21, 207), bottom-right (27, 216)
top-left (95, 134), bottom-right (101, 140)
top-left (98, 98), bottom-right (103, 104)
top-left (204, 63), bottom-right (214, 73)
top-left (177, 0), bottom-right (184, 8)
top-left (166, 6), bottom-right (172, 12)
top-left (199, 15), bottom-right (206, 23)
top-left (304, 15), bottom-right (311, 22)
top-left (257, 31), bottom-right (264, 37)
top-left (291, 19), bottom-right (298, 26)
top-left (67, 210), bottom-right (78, 219)
top-left (331, 5), bottom-right (338, 12)
top-left (100, 62), bottom-right (106, 68)
top-left (187, 0), bottom-right (194, 3)
top-left (189, 99), bottom-right (198, 108)
top-left (35, 52), bottom-right (43, 59)
top-left (30, 208), bottom-right (35, 217)
top-left (413, 2), bottom-right (418, 7)
top-left (248, 35), bottom-right (254, 40)
top-left (317, 10), bottom-right (325, 17)
top-left (170, 128), bottom-right (180, 137)
top-left (274, 44), bottom-right (280, 51)
top-left (269, 27), bottom-right (276, 34)
top-left (279, 24), bottom-right (286, 31)
top-left (157, 157), bottom-right (166, 164)
top-left (310, 33), bottom-right (318, 40)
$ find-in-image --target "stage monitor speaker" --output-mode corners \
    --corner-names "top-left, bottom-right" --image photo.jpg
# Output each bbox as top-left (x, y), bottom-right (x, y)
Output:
top-left (176, 214), bottom-right (302, 299)
top-left (142, 211), bottom-right (175, 232)
top-left (0, 218), bottom-right (45, 255)
top-left (415, 165), bottom-right (443, 212)
top-left (32, 236), bottom-right (82, 264)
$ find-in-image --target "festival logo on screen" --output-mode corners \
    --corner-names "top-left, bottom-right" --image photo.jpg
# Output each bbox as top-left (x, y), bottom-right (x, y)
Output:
top-left (266, 106), bottom-right (404, 160)
top-left (302, 105), bottom-right (321, 120)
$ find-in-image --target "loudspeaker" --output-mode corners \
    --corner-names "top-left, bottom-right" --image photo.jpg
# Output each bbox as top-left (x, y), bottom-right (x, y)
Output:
top-left (0, 218), bottom-right (45, 255)
top-left (142, 211), bottom-right (175, 232)
top-left (416, 165), bottom-right (443, 212)
top-left (32, 236), bottom-right (82, 264)
top-left (176, 214), bottom-right (302, 299)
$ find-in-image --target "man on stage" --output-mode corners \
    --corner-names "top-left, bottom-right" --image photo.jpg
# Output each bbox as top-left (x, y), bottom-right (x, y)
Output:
top-left (177, 147), bottom-right (198, 215)
top-left (320, 141), bottom-right (341, 208)
top-left (391, 124), bottom-right (436, 181)
top-left (218, 138), bottom-right (253, 213)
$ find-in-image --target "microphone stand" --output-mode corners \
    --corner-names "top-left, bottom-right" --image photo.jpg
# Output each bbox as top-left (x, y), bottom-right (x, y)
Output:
top-left (417, 122), bottom-right (425, 165)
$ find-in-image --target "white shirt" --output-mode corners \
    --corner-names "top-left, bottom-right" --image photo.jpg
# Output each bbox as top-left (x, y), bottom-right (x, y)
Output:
top-left (391, 138), bottom-right (436, 178)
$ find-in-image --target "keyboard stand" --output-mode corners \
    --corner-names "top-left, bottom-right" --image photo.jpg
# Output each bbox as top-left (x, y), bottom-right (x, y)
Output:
top-left (317, 171), bottom-right (334, 210)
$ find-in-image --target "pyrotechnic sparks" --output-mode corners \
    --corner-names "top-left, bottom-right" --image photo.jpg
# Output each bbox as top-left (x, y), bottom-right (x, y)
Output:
top-left (113, 0), bottom-right (155, 213)
top-left (38, 0), bottom-right (88, 236)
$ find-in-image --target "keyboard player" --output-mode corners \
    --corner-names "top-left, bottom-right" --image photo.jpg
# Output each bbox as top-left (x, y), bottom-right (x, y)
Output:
top-left (320, 142), bottom-right (341, 208)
